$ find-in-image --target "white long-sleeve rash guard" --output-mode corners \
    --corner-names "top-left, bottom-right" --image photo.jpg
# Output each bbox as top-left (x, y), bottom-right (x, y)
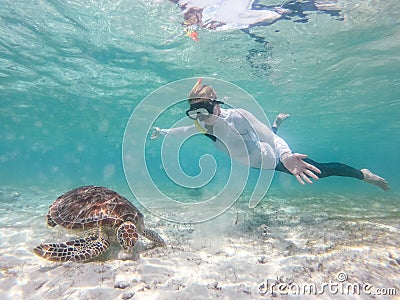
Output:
top-left (159, 108), bottom-right (292, 170)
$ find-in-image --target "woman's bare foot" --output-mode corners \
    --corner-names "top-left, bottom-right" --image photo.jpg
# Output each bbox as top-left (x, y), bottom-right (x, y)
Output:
top-left (273, 113), bottom-right (290, 128)
top-left (361, 169), bottom-right (390, 191)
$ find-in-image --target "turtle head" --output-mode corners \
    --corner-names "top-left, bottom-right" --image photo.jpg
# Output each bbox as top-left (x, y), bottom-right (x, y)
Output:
top-left (116, 221), bottom-right (139, 253)
top-left (46, 213), bottom-right (58, 227)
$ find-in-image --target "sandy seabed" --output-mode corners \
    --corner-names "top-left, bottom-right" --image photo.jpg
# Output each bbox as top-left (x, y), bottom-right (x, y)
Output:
top-left (0, 188), bottom-right (399, 299)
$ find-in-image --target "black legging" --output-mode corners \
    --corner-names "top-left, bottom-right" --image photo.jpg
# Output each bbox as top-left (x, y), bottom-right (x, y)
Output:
top-left (271, 126), bottom-right (364, 180)
top-left (275, 159), bottom-right (363, 180)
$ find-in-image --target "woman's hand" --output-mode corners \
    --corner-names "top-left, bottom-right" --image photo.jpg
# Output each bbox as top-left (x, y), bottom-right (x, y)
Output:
top-left (280, 152), bottom-right (321, 185)
top-left (151, 127), bottom-right (161, 140)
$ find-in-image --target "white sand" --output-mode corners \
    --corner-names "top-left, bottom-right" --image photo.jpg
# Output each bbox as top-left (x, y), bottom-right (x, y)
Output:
top-left (1, 189), bottom-right (399, 299)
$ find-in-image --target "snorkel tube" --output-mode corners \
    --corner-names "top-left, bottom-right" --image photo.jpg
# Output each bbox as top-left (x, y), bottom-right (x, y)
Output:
top-left (191, 78), bottom-right (207, 133)
top-left (194, 119), bottom-right (207, 133)
top-left (192, 78), bottom-right (202, 91)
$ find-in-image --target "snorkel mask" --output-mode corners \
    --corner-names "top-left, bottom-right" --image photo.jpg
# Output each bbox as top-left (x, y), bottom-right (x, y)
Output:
top-left (186, 78), bottom-right (224, 120)
top-left (185, 99), bottom-right (224, 120)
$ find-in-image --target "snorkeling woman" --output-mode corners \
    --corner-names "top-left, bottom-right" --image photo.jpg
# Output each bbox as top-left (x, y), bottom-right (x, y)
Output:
top-left (151, 79), bottom-right (389, 191)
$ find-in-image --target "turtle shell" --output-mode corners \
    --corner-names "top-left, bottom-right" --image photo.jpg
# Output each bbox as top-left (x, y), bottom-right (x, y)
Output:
top-left (47, 186), bottom-right (144, 230)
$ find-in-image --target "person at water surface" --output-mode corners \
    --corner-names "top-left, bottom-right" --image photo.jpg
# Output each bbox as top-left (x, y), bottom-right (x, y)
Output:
top-left (151, 79), bottom-right (390, 191)
top-left (172, 0), bottom-right (342, 31)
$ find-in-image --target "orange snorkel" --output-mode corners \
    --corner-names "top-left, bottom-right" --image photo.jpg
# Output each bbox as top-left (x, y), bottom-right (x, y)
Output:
top-left (184, 26), bottom-right (199, 42)
top-left (192, 78), bottom-right (202, 91)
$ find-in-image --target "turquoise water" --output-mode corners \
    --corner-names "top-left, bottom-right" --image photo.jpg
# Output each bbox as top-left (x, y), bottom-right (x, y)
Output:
top-left (1, 0), bottom-right (399, 192)
top-left (1, 0), bottom-right (400, 298)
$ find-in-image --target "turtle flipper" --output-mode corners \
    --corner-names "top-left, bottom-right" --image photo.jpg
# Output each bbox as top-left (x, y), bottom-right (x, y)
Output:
top-left (142, 228), bottom-right (166, 247)
top-left (117, 221), bottom-right (139, 253)
top-left (33, 235), bottom-right (110, 262)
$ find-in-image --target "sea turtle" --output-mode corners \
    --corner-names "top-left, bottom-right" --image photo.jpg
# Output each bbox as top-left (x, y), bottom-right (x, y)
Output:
top-left (33, 186), bottom-right (166, 262)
